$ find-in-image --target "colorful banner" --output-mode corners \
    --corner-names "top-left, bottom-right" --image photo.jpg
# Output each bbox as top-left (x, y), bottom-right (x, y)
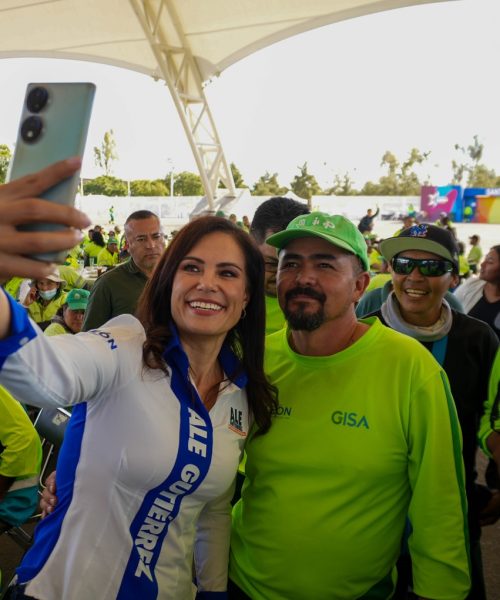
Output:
top-left (420, 186), bottom-right (463, 222)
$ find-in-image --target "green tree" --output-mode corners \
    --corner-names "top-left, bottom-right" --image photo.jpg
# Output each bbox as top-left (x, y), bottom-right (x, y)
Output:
top-left (327, 172), bottom-right (358, 196)
top-left (290, 162), bottom-right (322, 204)
top-left (467, 165), bottom-right (500, 188)
top-left (358, 180), bottom-right (381, 196)
top-left (166, 171), bottom-right (204, 196)
top-left (94, 130), bottom-right (118, 176)
top-left (0, 144), bottom-right (12, 184)
top-left (130, 179), bottom-right (168, 196)
top-left (360, 148), bottom-right (429, 195)
top-left (83, 175), bottom-right (127, 196)
top-left (251, 172), bottom-right (288, 196)
top-left (219, 162), bottom-right (247, 189)
top-left (451, 135), bottom-right (499, 187)
top-left (399, 148), bottom-right (430, 195)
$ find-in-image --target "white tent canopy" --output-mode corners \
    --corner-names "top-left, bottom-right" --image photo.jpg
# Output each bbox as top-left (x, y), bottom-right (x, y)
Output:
top-left (0, 0), bottom-right (453, 208)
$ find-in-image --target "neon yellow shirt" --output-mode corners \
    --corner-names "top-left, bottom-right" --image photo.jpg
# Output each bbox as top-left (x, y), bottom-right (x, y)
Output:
top-left (97, 247), bottom-right (119, 267)
top-left (27, 293), bottom-right (67, 325)
top-left (0, 386), bottom-right (42, 526)
top-left (230, 318), bottom-right (470, 600)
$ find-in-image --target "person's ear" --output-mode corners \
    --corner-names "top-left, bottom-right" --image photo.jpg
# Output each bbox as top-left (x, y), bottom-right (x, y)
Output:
top-left (353, 271), bottom-right (370, 302)
top-left (449, 273), bottom-right (460, 289)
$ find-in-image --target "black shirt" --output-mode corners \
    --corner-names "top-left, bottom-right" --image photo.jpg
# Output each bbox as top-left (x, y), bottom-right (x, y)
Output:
top-left (371, 310), bottom-right (499, 540)
top-left (469, 295), bottom-right (500, 340)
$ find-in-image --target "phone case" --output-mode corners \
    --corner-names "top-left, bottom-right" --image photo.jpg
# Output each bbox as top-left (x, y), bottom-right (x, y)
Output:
top-left (9, 82), bottom-right (96, 262)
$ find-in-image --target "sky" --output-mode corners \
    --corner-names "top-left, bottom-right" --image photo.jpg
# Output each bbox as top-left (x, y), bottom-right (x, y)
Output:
top-left (0, 0), bottom-right (499, 191)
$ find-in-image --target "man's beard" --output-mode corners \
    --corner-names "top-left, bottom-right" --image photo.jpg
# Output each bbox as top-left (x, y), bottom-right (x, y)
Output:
top-left (283, 287), bottom-right (326, 331)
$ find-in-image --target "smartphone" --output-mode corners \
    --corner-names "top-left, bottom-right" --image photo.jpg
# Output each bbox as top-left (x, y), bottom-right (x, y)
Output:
top-left (9, 82), bottom-right (96, 263)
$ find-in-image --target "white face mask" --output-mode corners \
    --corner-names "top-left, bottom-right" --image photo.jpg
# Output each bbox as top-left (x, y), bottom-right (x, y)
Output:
top-left (39, 288), bottom-right (58, 301)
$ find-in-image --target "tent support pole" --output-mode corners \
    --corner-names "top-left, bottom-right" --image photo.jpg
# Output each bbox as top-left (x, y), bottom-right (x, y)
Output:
top-left (129, 0), bottom-right (236, 211)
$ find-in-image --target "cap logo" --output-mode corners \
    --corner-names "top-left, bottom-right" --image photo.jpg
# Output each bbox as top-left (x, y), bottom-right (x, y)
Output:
top-left (322, 219), bottom-right (335, 230)
top-left (408, 224), bottom-right (429, 238)
top-left (294, 218), bottom-right (307, 228)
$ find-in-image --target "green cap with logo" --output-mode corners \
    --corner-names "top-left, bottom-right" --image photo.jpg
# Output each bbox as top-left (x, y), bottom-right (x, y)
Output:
top-left (66, 288), bottom-right (90, 311)
top-left (266, 212), bottom-right (369, 271)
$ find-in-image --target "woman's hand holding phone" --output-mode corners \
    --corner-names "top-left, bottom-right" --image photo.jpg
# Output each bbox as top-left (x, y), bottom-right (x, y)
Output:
top-left (0, 158), bottom-right (91, 282)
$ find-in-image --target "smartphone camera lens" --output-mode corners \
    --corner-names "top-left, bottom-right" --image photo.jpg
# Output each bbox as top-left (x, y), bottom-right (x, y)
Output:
top-left (26, 86), bottom-right (49, 113)
top-left (20, 116), bottom-right (43, 143)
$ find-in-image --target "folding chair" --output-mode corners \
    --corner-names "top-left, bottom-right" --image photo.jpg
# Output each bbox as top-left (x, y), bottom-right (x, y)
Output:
top-left (33, 407), bottom-right (71, 489)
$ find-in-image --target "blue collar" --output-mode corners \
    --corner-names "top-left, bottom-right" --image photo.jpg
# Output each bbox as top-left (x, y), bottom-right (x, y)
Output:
top-left (162, 323), bottom-right (247, 389)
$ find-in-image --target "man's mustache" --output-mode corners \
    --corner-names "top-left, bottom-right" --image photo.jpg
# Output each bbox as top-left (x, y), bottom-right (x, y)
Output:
top-left (285, 287), bottom-right (326, 304)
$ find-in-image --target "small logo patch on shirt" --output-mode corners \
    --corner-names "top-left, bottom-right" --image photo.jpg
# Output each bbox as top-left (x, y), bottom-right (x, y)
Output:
top-left (271, 404), bottom-right (292, 418)
top-left (229, 407), bottom-right (246, 436)
top-left (88, 328), bottom-right (118, 350)
top-left (331, 410), bottom-right (369, 429)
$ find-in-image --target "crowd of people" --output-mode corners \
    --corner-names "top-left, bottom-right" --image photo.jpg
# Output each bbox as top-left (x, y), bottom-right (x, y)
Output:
top-left (0, 160), bottom-right (498, 599)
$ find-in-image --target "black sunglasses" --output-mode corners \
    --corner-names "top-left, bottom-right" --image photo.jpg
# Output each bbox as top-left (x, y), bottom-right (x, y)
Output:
top-left (392, 256), bottom-right (454, 277)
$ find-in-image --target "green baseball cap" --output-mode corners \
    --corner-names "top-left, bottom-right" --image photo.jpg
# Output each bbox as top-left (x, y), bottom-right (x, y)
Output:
top-left (66, 288), bottom-right (90, 311)
top-left (266, 212), bottom-right (369, 271)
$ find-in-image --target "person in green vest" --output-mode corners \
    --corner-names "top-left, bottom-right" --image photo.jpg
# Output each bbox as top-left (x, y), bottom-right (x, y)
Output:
top-left (22, 270), bottom-right (67, 331)
top-left (45, 288), bottom-right (90, 336)
top-left (2, 276), bottom-right (25, 302)
top-left (58, 264), bottom-right (91, 292)
top-left (249, 197), bottom-right (309, 335)
top-left (0, 385), bottom-right (42, 586)
top-left (467, 234), bottom-right (482, 274)
top-left (0, 387), bottom-right (41, 529)
top-left (393, 216), bottom-right (415, 237)
top-left (64, 243), bottom-right (84, 270)
top-left (83, 230), bottom-right (105, 266)
top-left (457, 241), bottom-right (471, 282)
top-left (97, 236), bottom-right (119, 267)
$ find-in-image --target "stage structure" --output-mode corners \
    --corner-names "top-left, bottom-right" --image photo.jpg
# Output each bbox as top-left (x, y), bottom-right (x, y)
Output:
top-left (0, 0), bottom-right (455, 210)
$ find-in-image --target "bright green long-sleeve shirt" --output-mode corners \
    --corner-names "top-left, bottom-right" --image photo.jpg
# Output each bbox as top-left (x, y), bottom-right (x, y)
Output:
top-left (0, 386), bottom-right (41, 526)
top-left (230, 318), bottom-right (470, 600)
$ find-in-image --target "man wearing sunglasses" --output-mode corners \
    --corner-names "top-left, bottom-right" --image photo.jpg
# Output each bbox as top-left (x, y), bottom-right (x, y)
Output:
top-left (373, 224), bottom-right (499, 600)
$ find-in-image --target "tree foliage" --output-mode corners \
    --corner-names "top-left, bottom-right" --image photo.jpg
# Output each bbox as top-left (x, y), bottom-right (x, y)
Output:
top-left (251, 172), bottom-right (288, 196)
top-left (94, 130), bottom-right (118, 176)
top-left (0, 144), bottom-right (12, 184)
top-left (130, 179), bottom-right (168, 196)
top-left (83, 175), bottom-right (127, 196)
top-left (467, 165), bottom-right (500, 188)
top-left (360, 148), bottom-right (430, 195)
top-left (290, 162), bottom-right (322, 201)
top-left (327, 172), bottom-right (358, 196)
top-left (219, 162), bottom-right (247, 189)
top-left (451, 135), bottom-right (500, 187)
top-left (166, 171), bottom-right (204, 196)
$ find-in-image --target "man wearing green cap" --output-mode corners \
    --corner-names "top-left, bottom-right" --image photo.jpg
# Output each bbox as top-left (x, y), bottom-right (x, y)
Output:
top-left (229, 213), bottom-right (470, 599)
top-left (97, 236), bottom-right (119, 267)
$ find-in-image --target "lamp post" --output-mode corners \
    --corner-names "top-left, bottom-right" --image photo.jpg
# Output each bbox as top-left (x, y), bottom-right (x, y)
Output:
top-left (167, 157), bottom-right (175, 197)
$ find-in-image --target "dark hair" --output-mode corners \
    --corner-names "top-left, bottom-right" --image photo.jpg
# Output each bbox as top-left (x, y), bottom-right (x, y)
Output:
top-left (125, 210), bottom-right (158, 224)
top-left (250, 197), bottom-right (310, 244)
top-left (491, 245), bottom-right (500, 259)
top-left (135, 217), bottom-right (277, 433)
top-left (92, 231), bottom-right (106, 248)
